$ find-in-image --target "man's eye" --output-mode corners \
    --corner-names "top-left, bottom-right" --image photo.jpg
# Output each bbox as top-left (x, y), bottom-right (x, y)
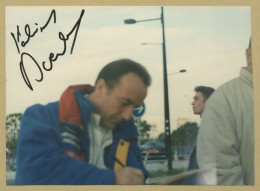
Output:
top-left (134, 105), bottom-right (142, 109)
top-left (122, 102), bottom-right (130, 106)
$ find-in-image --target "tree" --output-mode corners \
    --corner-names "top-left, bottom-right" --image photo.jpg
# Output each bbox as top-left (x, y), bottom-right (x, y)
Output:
top-left (6, 113), bottom-right (22, 167)
top-left (133, 118), bottom-right (152, 144)
top-left (171, 122), bottom-right (199, 147)
top-left (157, 132), bottom-right (165, 142)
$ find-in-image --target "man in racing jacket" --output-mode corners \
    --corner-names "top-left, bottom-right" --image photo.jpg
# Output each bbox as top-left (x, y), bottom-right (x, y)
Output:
top-left (15, 59), bottom-right (151, 185)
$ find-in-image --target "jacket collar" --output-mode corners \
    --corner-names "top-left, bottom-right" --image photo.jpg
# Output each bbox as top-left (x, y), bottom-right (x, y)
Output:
top-left (240, 67), bottom-right (253, 87)
top-left (59, 84), bottom-right (94, 128)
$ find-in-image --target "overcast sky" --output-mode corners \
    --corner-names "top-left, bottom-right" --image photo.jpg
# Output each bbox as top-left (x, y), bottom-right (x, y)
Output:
top-left (5, 6), bottom-right (251, 138)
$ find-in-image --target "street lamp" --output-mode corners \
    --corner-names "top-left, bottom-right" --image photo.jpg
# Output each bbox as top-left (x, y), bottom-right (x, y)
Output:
top-left (124, 18), bottom-right (161, 24)
top-left (141, 42), bottom-right (162, 45)
top-left (124, 7), bottom-right (173, 170)
top-left (168, 69), bottom-right (187, 76)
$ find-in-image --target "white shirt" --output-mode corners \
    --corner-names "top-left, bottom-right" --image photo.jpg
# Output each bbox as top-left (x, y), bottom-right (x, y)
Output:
top-left (87, 112), bottom-right (113, 169)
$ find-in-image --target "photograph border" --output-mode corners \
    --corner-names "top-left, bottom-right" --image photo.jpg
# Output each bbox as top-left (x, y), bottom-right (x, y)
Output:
top-left (1, 0), bottom-right (259, 191)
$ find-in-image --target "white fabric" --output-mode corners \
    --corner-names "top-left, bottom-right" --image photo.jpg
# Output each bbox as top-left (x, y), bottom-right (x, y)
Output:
top-left (196, 67), bottom-right (254, 185)
top-left (87, 112), bottom-right (113, 169)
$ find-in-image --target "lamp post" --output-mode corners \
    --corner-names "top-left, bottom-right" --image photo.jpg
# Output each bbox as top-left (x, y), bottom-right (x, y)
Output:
top-left (141, 42), bottom-right (162, 45)
top-left (168, 69), bottom-right (187, 76)
top-left (124, 7), bottom-right (172, 170)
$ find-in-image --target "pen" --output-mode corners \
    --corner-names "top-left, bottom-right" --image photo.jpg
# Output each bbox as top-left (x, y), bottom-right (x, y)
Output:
top-left (112, 155), bottom-right (125, 168)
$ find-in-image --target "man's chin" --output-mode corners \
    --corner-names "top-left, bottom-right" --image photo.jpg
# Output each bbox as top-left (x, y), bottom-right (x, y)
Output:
top-left (104, 121), bottom-right (118, 129)
top-left (107, 124), bottom-right (116, 129)
top-left (101, 119), bottom-right (122, 129)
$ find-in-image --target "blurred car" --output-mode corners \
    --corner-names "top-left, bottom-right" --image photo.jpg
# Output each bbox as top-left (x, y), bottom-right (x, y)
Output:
top-left (140, 141), bottom-right (165, 153)
top-left (6, 148), bottom-right (11, 157)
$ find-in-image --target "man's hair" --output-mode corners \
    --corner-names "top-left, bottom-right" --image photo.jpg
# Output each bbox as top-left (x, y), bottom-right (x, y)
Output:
top-left (95, 59), bottom-right (151, 89)
top-left (194, 86), bottom-right (215, 101)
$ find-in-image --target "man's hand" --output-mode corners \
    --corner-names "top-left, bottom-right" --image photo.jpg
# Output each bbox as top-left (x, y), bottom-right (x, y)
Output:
top-left (114, 167), bottom-right (144, 185)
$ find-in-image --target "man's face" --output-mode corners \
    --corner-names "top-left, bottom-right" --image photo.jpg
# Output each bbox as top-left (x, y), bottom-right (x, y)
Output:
top-left (191, 92), bottom-right (206, 117)
top-left (97, 72), bottom-right (147, 129)
top-left (246, 48), bottom-right (252, 73)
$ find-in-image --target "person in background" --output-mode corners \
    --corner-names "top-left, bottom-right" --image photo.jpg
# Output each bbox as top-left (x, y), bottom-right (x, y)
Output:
top-left (183, 86), bottom-right (215, 185)
top-left (15, 59), bottom-right (151, 185)
top-left (191, 86), bottom-right (215, 118)
top-left (196, 38), bottom-right (254, 185)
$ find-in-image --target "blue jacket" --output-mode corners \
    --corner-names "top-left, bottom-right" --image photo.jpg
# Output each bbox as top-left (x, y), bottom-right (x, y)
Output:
top-left (15, 85), bottom-right (148, 185)
top-left (182, 146), bottom-right (205, 185)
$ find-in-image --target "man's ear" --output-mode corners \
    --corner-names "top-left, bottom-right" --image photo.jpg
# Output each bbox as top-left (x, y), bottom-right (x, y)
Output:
top-left (246, 48), bottom-right (251, 58)
top-left (94, 79), bottom-right (106, 97)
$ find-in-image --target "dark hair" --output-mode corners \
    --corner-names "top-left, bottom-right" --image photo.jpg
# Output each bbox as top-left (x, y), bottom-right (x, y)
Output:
top-left (95, 59), bottom-right (151, 89)
top-left (248, 37), bottom-right (251, 49)
top-left (194, 86), bottom-right (215, 101)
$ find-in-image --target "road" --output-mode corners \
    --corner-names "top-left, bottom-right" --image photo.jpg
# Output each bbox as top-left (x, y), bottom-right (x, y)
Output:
top-left (145, 159), bottom-right (189, 171)
top-left (145, 159), bottom-right (189, 184)
top-left (6, 170), bottom-right (15, 185)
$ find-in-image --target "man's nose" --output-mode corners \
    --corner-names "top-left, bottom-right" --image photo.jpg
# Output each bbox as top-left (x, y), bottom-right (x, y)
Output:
top-left (121, 106), bottom-right (134, 121)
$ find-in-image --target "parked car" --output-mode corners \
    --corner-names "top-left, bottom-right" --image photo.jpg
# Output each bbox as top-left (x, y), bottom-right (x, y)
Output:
top-left (140, 141), bottom-right (165, 153)
top-left (6, 148), bottom-right (11, 156)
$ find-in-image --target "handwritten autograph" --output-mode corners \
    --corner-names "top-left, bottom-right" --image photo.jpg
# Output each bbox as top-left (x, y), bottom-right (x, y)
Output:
top-left (10, 9), bottom-right (85, 91)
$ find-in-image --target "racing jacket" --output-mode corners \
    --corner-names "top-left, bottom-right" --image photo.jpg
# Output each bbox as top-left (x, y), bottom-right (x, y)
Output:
top-left (15, 85), bottom-right (148, 185)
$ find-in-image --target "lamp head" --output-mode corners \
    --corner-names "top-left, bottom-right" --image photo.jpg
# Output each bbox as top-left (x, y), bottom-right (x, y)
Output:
top-left (124, 19), bottom-right (137, 24)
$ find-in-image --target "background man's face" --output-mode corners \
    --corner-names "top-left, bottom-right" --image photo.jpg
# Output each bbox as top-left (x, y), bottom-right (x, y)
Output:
top-left (246, 48), bottom-right (252, 73)
top-left (191, 92), bottom-right (206, 116)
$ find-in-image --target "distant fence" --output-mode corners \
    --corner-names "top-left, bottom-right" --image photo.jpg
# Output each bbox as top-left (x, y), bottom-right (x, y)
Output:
top-left (142, 151), bottom-right (168, 164)
top-left (142, 146), bottom-right (194, 164)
